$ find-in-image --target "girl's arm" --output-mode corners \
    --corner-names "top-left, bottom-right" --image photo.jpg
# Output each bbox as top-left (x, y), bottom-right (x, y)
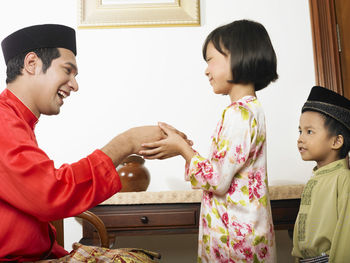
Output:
top-left (186, 106), bottom-right (257, 195)
top-left (141, 105), bottom-right (260, 196)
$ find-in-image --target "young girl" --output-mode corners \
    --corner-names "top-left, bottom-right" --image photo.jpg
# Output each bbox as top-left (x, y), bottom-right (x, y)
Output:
top-left (140, 20), bottom-right (278, 263)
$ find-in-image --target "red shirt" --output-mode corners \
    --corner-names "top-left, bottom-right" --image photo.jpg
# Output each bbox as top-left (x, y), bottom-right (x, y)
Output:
top-left (0, 89), bottom-right (121, 262)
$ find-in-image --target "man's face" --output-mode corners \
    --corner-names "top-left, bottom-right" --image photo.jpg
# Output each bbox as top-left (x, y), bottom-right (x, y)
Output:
top-left (32, 47), bottom-right (78, 117)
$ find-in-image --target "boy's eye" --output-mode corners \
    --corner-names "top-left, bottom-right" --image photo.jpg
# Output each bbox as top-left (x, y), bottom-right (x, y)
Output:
top-left (65, 68), bottom-right (72, 74)
top-left (307, 129), bottom-right (313, 134)
top-left (298, 130), bottom-right (302, 135)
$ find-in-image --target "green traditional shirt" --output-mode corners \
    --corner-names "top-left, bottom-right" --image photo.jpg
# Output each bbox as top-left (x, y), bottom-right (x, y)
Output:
top-left (292, 159), bottom-right (350, 263)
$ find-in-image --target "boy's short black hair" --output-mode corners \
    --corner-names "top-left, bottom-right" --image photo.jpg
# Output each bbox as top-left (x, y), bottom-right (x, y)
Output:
top-left (202, 19), bottom-right (278, 91)
top-left (304, 110), bottom-right (350, 159)
top-left (5, 47), bottom-right (60, 84)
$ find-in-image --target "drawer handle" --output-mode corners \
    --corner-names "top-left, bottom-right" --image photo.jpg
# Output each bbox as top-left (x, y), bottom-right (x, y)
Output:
top-left (140, 216), bottom-right (149, 224)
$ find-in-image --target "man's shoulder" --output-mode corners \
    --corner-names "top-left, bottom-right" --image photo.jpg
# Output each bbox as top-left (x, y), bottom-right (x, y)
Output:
top-left (0, 97), bottom-right (17, 118)
top-left (0, 96), bottom-right (28, 132)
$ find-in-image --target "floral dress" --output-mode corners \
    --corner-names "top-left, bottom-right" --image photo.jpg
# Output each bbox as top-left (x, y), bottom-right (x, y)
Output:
top-left (186, 96), bottom-right (276, 263)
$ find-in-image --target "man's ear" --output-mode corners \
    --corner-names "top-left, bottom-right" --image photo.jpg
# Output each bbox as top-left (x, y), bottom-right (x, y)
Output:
top-left (23, 52), bottom-right (39, 75)
top-left (332, 135), bottom-right (344, 150)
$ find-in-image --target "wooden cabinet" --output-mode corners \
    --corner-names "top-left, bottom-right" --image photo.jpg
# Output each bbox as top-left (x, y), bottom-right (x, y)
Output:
top-left (270, 198), bottom-right (300, 231)
top-left (80, 199), bottom-right (300, 246)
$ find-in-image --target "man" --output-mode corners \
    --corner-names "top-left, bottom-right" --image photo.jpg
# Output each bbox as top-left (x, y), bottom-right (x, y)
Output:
top-left (0, 24), bottom-right (189, 262)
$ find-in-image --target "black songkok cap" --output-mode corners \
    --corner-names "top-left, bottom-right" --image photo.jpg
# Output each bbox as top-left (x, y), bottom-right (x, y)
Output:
top-left (302, 86), bottom-right (350, 131)
top-left (1, 24), bottom-right (76, 65)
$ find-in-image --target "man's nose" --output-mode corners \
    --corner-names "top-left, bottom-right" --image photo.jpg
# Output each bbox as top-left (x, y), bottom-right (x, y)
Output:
top-left (68, 77), bottom-right (79, 92)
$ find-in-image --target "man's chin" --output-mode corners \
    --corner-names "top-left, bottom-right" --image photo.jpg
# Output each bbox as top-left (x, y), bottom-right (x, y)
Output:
top-left (43, 108), bottom-right (61, 116)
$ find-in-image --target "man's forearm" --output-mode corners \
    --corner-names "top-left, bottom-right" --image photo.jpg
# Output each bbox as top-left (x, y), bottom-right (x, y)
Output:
top-left (100, 129), bottom-right (135, 167)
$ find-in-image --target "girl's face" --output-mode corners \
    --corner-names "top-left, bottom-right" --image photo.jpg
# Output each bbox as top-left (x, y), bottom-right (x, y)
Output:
top-left (204, 42), bottom-right (233, 96)
top-left (297, 111), bottom-right (338, 168)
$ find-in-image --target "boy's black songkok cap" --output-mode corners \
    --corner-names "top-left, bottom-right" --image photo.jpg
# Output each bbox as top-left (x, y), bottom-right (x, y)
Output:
top-left (302, 86), bottom-right (350, 131)
top-left (1, 24), bottom-right (76, 65)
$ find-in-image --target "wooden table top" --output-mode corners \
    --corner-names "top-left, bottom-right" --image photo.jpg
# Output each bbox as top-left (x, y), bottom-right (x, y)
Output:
top-left (102, 184), bottom-right (304, 205)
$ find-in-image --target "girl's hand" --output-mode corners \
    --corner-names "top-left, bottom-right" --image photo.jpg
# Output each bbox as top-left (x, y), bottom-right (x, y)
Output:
top-left (139, 122), bottom-right (195, 162)
top-left (159, 122), bottom-right (193, 147)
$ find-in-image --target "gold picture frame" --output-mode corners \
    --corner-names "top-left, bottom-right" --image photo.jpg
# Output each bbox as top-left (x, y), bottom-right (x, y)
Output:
top-left (78, 0), bottom-right (200, 29)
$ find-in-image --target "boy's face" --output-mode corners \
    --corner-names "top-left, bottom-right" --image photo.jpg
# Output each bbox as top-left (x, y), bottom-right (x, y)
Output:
top-left (31, 48), bottom-right (78, 117)
top-left (298, 111), bottom-right (338, 168)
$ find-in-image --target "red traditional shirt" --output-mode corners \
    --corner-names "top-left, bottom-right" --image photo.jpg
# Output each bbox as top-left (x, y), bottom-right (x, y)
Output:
top-left (0, 89), bottom-right (121, 262)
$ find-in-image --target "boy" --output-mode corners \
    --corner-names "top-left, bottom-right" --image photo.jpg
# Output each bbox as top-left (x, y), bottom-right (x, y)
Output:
top-left (292, 86), bottom-right (350, 262)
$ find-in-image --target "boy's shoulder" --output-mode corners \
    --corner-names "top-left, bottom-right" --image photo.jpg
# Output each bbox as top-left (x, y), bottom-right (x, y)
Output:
top-left (335, 161), bottom-right (350, 193)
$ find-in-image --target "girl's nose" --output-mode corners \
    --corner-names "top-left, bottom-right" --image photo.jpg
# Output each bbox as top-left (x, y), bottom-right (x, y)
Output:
top-left (204, 66), bottom-right (209, 77)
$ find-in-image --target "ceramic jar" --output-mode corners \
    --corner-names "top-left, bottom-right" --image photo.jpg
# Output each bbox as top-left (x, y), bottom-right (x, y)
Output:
top-left (117, 155), bottom-right (150, 192)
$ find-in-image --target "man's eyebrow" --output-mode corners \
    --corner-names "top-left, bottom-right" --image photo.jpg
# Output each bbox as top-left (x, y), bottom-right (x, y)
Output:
top-left (65, 62), bottom-right (78, 74)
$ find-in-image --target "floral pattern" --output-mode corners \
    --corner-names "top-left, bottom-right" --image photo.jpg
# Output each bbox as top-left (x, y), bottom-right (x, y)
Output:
top-left (36, 243), bottom-right (161, 263)
top-left (187, 96), bottom-right (276, 262)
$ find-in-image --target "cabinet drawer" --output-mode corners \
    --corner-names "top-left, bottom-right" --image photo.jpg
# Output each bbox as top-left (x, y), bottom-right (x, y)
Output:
top-left (102, 210), bottom-right (197, 228)
top-left (89, 203), bottom-right (200, 231)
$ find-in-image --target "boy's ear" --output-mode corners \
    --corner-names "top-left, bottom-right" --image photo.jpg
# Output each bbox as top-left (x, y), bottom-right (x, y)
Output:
top-left (23, 52), bottom-right (40, 75)
top-left (332, 135), bottom-right (344, 150)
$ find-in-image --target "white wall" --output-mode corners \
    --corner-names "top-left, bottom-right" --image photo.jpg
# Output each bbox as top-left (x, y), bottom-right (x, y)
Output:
top-left (0, 0), bottom-right (315, 259)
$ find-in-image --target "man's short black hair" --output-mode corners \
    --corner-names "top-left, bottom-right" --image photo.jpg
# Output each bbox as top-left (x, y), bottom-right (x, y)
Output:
top-left (6, 47), bottom-right (60, 84)
top-left (202, 19), bottom-right (278, 91)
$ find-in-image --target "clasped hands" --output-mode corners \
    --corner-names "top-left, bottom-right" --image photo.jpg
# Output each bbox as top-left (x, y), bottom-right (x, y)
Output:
top-left (139, 122), bottom-right (196, 163)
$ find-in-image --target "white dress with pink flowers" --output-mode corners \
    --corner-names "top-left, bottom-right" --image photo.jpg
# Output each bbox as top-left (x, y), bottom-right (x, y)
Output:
top-left (186, 96), bottom-right (276, 263)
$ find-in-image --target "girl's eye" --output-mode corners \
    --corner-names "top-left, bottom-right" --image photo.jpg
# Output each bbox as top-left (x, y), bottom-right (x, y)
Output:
top-left (307, 130), bottom-right (313, 134)
top-left (298, 130), bottom-right (302, 135)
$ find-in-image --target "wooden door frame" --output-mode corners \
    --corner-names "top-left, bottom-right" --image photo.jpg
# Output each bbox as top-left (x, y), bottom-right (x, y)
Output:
top-left (309, 0), bottom-right (343, 94)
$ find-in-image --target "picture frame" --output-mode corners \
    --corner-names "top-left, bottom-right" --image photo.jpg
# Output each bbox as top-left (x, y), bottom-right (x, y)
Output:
top-left (77, 0), bottom-right (200, 29)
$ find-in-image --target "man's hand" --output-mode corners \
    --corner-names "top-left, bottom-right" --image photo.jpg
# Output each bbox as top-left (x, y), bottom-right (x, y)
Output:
top-left (101, 124), bottom-right (194, 167)
top-left (101, 125), bottom-right (165, 167)
top-left (128, 125), bottom-right (166, 153)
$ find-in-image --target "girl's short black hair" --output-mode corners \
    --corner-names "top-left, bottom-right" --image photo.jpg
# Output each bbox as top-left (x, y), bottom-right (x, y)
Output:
top-left (202, 19), bottom-right (278, 91)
